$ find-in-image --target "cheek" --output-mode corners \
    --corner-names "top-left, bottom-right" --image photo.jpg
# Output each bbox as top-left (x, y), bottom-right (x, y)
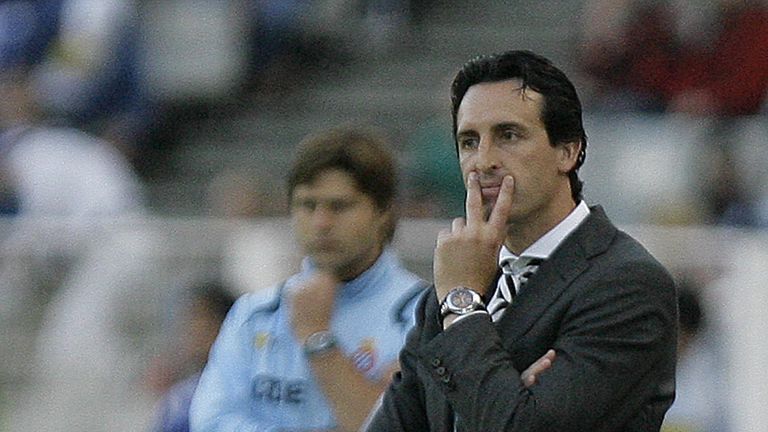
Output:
top-left (515, 149), bottom-right (554, 176)
top-left (291, 215), bottom-right (306, 234)
top-left (348, 211), bottom-right (385, 242)
top-left (292, 216), bottom-right (314, 245)
top-left (458, 159), bottom-right (473, 181)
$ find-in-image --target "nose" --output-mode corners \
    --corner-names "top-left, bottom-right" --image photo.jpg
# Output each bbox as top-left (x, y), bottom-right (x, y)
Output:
top-left (311, 206), bottom-right (335, 231)
top-left (475, 137), bottom-right (500, 173)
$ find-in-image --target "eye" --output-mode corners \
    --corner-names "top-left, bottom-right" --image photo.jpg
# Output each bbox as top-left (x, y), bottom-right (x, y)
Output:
top-left (458, 136), bottom-right (479, 150)
top-left (328, 200), bottom-right (353, 213)
top-left (500, 128), bottom-right (520, 141)
top-left (295, 199), bottom-right (316, 211)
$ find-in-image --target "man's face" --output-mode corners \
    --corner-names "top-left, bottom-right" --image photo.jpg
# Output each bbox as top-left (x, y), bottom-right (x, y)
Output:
top-left (291, 168), bottom-right (388, 280)
top-left (456, 79), bottom-right (575, 226)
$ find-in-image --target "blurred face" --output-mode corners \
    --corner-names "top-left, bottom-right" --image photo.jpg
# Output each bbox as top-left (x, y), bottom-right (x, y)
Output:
top-left (291, 169), bottom-right (389, 280)
top-left (456, 79), bottom-right (579, 230)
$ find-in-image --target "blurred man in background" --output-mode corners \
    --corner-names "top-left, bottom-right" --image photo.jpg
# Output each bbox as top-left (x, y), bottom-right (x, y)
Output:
top-left (190, 126), bottom-right (427, 431)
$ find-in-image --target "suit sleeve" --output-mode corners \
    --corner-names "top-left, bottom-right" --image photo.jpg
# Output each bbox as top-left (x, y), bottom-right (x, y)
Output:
top-left (366, 290), bottom-right (433, 431)
top-left (370, 259), bottom-right (676, 431)
top-left (189, 297), bottom-right (282, 432)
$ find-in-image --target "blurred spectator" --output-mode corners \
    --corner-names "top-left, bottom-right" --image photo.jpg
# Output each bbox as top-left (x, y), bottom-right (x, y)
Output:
top-left (669, 0), bottom-right (768, 116)
top-left (700, 122), bottom-right (763, 228)
top-left (0, 85), bottom-right (144, 219)
top-left (0, 70), bottom-right (144, 218)
top-left (0, 39), bottom-right (146, 321)
top-left (30, 0), bottom-right (157, 159)
top-left (0, 0), bottom-right (145, 219)
top-left (577, 0), bottom-right (680, 112)
top-left (145, 280), bottom-right (236, 432)
top-left (5, 222), bottom-right (220, 432)
top-left (0, 118), bottom-right (146, 324)
top-left (661, 277), bottom-right (731, 431)
top-left (578, 0), bottom-right (768, 115)
top-left (0, 0), bottom-right (63, 71)
top-left (703, 147), bottom-right (762, 228)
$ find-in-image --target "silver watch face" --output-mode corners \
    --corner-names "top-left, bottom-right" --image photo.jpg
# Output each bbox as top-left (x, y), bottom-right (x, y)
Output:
top-left (305, 331), bottom-right (335, 354)
top-left (440, 287), bottom-right (484, 318)
top-left (449, 289), bottom-right (476, 309)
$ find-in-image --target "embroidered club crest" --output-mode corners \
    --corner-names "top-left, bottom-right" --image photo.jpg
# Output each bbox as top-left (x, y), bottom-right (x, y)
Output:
top-left (351, 339), bottom-right (376, 373)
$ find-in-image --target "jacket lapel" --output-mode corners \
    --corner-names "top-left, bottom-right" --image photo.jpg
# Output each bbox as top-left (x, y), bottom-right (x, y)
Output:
top-left (494, 206), bottom-right (617, 343)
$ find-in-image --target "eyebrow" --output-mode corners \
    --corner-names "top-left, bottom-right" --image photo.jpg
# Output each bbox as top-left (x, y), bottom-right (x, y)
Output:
top-left (457, 121), bottom-right (527, 137)
top-left (493, 122), bottom-right (528, 133)
top-left (292, 193), bottom-right (360, 204)
top-left (456, 129), bottom-right (478, 138)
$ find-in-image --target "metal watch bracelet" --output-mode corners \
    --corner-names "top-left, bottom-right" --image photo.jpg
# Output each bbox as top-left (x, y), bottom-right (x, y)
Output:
top-left (303, 330), bottom-right (337, 357)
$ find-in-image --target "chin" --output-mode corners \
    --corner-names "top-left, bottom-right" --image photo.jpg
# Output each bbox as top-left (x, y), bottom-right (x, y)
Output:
top-left (312, 254), bottom-right (336, 268)
top-left (482, 202), bottom-right (495, 220)
top-left (479, 210), bottom-right (489, 221)
top-left (314, 252), bottom-right (348, 270)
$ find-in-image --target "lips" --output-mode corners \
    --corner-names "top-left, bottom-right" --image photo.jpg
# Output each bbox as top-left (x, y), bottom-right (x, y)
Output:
top-left (479, 180), bottom-right (503, 201)
top-left (309, 239), bottom-right (339, 252)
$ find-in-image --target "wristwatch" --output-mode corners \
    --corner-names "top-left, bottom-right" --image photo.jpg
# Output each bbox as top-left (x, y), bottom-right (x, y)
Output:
top-left (303, 330), bottom-right (337, 357)
top-left (439, 286), bottom-right (486, 319)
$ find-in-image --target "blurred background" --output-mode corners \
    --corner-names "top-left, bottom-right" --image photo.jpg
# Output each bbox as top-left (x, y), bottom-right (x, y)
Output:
top-left (1, 0), bottom-right (767, 430)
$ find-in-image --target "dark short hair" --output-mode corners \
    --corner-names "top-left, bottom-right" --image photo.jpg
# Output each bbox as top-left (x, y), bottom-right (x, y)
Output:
top-left (450, 50), bottom-right (588, 201)
top-left (287, 126), bottom-right (398, 242)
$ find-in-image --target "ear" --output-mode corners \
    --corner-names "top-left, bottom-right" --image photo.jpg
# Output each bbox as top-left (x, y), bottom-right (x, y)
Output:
top-left (556, 141), bottom-right (582, 174)
top-left (376, 206), bottom-right (396, 244)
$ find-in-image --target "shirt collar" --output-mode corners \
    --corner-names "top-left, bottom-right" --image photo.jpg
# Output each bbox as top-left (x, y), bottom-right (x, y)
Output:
top-left (499, 200), bottom-right (590, 265)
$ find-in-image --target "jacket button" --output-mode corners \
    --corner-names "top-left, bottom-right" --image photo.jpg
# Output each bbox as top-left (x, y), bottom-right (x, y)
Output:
top-left (441, 374), bottom-right (451, 384)
top-left (431, 358), bottom-right (441, 367)
top-left (435, 366), bottom-right (446, 376)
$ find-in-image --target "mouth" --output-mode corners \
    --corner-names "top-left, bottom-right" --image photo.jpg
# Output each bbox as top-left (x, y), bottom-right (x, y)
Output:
top-left (479, 180), bottom-right (503, 202)
top-left (309, 239), bottom-right (339, 253)
top-left (480, 186), bottom-right (500, 202)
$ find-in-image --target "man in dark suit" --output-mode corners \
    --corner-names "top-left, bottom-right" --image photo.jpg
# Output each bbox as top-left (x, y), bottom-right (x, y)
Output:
top-left (365, 50), bottom-right (677, 431)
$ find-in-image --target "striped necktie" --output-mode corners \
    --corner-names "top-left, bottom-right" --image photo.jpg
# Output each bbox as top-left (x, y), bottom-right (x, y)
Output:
top-left (487, 257), bottom-right (543, 321)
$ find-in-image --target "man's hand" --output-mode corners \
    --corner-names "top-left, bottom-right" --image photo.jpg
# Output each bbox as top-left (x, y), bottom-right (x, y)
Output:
top-left (434, 172), bottom-right (515, 302)
top-left (521, 349), bottom-right (556, 387)
top-left (289, 272), bottom-right (339, 342)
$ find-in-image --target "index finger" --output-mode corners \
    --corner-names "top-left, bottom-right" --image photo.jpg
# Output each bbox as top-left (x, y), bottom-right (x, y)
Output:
top-left (488, 175), bottom-right (514, 232)
top-left (465, 171), bottom-right (484, 226)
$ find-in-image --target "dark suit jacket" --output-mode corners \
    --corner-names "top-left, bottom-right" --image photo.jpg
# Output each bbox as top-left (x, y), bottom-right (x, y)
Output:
top-left (367, 206), bottom-right (677, 431)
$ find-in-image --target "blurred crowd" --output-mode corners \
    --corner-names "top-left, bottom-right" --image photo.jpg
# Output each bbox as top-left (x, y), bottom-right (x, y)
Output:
top-left (405, 0), bottom-right (768, 227)
top-left (578, 0), bottom-right (768, 116)
top-left (575, 0), bottom-right (768, 231)
top-left (0, 0), bottom-right (432, 221)
top-left (3, 0), bottom-right (767, 226)
top-left (1, 0), bottom-right (767, 431)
